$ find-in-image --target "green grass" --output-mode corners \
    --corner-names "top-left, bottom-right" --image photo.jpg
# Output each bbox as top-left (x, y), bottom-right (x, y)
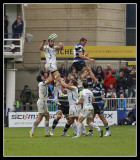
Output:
top-left (4, 125), bottom-right (136, 157)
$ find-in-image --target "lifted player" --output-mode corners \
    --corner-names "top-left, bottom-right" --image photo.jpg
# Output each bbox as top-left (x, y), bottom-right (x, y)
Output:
top-left (40, 33), bottom-right (63, 105)
top-left (72, 37), bottom-right (95, 77)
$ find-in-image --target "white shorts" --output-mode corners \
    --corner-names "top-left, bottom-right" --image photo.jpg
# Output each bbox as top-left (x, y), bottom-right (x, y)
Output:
top-left (45, 63), bottom-right (57, 72)
top-left (79, 106), bottom-right (94, 118)
top-left (69, 105), bottom-right (81, 117)
top-left (37, 100), bottom-right (48, 116)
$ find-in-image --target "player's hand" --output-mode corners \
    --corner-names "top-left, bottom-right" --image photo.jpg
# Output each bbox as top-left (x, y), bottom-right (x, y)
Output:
top-left (90, 59), bottom-right (95, 63)
top-left (59, 42), bottom-right (63, 47)
top-left (60, 78), bottom-right (64, 83)
top-left (43, 39), bottom-right (47, 43)
top-left (85, 53), bottom-right (89, 57)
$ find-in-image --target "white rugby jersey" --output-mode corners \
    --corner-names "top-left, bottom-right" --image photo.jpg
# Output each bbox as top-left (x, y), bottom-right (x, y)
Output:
top-left (43, 45), bottom-right (57, 64)
top-left (66, 86), bottom-right (79, 106)
top-left (79, 88), bottom-right (93, 107)
top-left (38, 81), bottom-right (48, 101)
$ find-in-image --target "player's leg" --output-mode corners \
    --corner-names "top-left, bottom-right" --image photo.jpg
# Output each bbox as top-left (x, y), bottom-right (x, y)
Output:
top-left (44, 112), bottom-right (50, 137)
top-left (86, 115), bottom-right (103, 137)
top-left (99, 113), bottom-right (111, 136)
top-left (72, 115), bottom-right (85, 138)
top-left (61, 117), bottom-right (74, 136)
top-left (29, 113), bottom-right (43, 137)
top-left (50, 110), bottom-right (62, 136)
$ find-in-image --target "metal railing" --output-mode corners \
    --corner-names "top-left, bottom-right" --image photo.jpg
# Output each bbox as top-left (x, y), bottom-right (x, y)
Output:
top-left (10, 97), bottom-right (136, 113)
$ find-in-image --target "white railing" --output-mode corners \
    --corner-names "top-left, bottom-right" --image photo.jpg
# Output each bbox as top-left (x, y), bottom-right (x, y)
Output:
top-left (4, 37), bottom-right (23, 56)
top-left (103, 98), bottom-right (136, 110)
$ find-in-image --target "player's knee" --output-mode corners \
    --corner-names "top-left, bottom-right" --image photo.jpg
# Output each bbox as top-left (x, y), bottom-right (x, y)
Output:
top-left (56, 110), bottom-right (62, 119)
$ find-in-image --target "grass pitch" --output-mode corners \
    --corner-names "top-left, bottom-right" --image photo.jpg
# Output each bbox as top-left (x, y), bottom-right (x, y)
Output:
top-left (4, 125), bottom-right (136, 157)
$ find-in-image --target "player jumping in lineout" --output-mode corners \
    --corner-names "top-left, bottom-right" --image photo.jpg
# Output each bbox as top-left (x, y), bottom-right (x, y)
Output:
top-left (40, 33), bottom-right (63, 105)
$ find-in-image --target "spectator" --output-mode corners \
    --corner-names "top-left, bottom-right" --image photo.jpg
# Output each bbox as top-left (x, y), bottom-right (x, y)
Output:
top-left (116, 71), bottom-right (127, 92)
top-left (127, 70), bottom-right (136, 98)
top-left (104, 64), bottom-right (114, 77)
top-left (95, 66), bottom-right (105, 81)
top-left (11, 17), bottom-right (24, 52)
top-left (20, 85), bottom-right (34, 110)
top-left (119, 64), bottom-right (130, 79)
top-left (117, 87), bottom-right (127, 98)
top-left (58, 64), bottom-right (68, 78)
top-left (132, 67), bottom-right (136, 89)
top-left (4, 15), bottom-right (8, 45)
top-left (126, 104), bottom-right (136, 125)
top-left (106, 84), bottom-right (117, 98)
top-left (104, 71), bottom-right (117, 90)
top-left (13, 96), bottom-right (21, 111)
top-left (117, 94), bottom-right (126, 109)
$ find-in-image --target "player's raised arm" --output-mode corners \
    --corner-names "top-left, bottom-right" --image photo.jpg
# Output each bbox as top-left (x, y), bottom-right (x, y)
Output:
top-left (40, 39), bottom-right (46, 51)
top-left (78, 51), bottom-right (95, 63)
top-left (56, 42), bottom-right (63, 50)
top-left (60, 78), bottom-right (73, 91)
top-left (86, 65), bottom-right (98, 84)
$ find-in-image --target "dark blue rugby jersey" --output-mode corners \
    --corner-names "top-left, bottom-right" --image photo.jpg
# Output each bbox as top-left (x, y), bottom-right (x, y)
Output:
top-left (58, 92), bottom-right (69, 107)
top-left (92, 82), bottom-right (103, 101)
top-left (73, 43), bottom-right (85, 60)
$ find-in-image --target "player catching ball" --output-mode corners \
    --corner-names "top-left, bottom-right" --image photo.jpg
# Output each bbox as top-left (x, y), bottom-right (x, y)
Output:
top-left (40, 33), bottom-right (63, 105)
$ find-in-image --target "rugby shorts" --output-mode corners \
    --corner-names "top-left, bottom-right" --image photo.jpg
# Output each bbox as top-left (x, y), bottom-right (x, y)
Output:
top-left (45, 63), bottom-right (57, 73)
top-left (69, 105), bottom-right (81, 117)
top-left (72, 60), bottom-right (86, 71)
top-left (93, 101), bottom-right (104, 114)
top-left (79, 106), bottom-right (94, 118)
top-left (37, 100), bottom-right (49, 116)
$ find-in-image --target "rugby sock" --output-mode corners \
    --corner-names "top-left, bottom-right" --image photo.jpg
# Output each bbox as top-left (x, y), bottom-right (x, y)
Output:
top-left (63, 123), bottom-right (70, 133)
top-left (89, 122), bottom-right (101, 132)
top-left (104, 123), bottom-right (109, 132)
top-left (31, 121), bottom-right (39, 133)
top-left (81, 122), bottom-right (86, 134)
top-left (52, 119), bottom-right (59, 130)
top-left (45, 121), bottom-right (49, 134)
top-left (89, 129), bottom-right (93, 134)
top-left (72, 120), bottom-right (77, 134)
top-left (77, 122), bottom-right (82, 136)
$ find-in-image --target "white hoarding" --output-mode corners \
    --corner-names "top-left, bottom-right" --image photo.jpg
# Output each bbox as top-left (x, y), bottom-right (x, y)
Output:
top-left (8, 111), bottom-right (117, 127)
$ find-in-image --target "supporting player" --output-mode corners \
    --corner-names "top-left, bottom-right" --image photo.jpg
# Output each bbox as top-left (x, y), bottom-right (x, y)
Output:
top-left (72, 37), bottom-right (95, 77)
top-left (60, 78), bottom-right (86, 136)
top-left (40, 33), bottom-right (63, 105)
top-left (72, 81), bottom-right (103, 138)
top-left (29, 72), bottom-right (53, 137)
top-left (87, 66), bottom-right (111, 136)
top-left (50, 84), bottom-right (70, 136)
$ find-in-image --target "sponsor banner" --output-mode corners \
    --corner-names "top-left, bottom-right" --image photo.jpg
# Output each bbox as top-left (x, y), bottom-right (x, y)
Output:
top-left (41, 46), bottom-right (136, 59)
top-left (117, 110), bottom-right (130, 121)
top-left (94, 111), bottom-right (118, 126)
top-left (8, 111), bottom-right (117, 127)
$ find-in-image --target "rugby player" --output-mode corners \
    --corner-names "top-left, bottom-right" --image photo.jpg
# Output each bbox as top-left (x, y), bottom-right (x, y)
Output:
top-left (50, 84), bottom-right (69, 136)
top-left (72, 38), bottom-right (95, 77)
top-left (72, 81), bottom-right (103, 138)
top-left (40, 33), bottom-right (63, 105)
top-left (29, 72), bottom-right (53, 137)
top-left (60, 78), bottom-right (82, 136)
top-left (87, 66), bottom-right (111, 136)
